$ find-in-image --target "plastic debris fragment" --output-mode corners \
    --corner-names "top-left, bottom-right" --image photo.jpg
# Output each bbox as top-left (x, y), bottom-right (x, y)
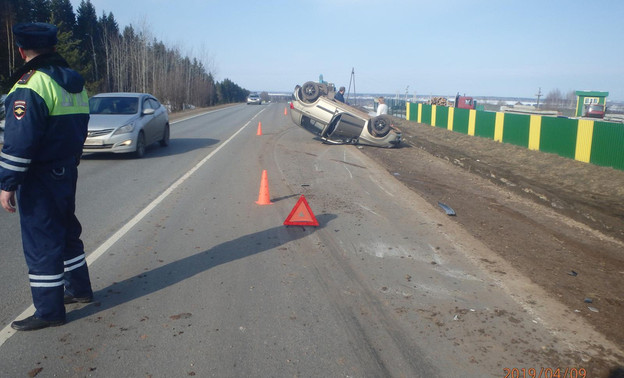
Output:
top-left (438, 202), bottom-right (456, 216)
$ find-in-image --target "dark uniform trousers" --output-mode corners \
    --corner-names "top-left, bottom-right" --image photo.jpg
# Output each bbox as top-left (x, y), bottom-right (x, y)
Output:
top-left (18, 156), bottom-right (92, 321)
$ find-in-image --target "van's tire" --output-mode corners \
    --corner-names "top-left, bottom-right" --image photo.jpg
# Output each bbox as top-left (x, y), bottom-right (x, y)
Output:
top-left (301, 81), bottom-right (320, 103)
top-left (369, 115), bottom-right (392, 137)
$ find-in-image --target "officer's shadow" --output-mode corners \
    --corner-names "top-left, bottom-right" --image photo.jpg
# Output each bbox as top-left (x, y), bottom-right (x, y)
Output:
top-left (68, 214), bottom-right (336, 322)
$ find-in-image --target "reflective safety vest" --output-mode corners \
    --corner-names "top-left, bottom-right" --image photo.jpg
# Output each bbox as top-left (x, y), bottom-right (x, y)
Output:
top-left (0, 66), bottom-right (89, 191)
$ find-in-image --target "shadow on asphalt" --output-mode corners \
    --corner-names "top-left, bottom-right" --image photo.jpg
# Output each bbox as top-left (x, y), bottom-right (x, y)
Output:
top-left (68, 213), bottom-right (337, 322)
top-left (80, 137), bottom-right (220, 161)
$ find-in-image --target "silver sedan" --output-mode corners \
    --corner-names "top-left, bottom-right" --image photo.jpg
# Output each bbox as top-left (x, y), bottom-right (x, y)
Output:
top-left (83, 92), bottom-right (170, 158)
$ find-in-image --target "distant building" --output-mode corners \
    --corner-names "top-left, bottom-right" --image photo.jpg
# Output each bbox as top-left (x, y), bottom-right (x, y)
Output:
top-left (575, 90), bottom-right (608, 117)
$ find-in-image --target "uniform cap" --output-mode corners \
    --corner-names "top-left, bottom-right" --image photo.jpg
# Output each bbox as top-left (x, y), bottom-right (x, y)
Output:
top-left (13, 23), bottom-right (58, 49)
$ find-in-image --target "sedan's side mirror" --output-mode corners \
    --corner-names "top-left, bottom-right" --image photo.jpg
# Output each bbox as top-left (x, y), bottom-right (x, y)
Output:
top-left (142, 108), bottom-right (155, 115)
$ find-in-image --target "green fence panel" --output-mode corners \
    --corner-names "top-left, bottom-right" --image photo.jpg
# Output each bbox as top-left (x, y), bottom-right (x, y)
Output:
top-left (539, 117), bottom-right (577, 159)
top-left (406, 104), bottom-right (624, 171)
top-left (410, 102), bottom-right (418, 121)
top-left (501, 113), bottom-right (530, 147)
top-left (453, 108), bottom-right (470, 134)
top-left (590, 121), bottom-right (624, 170)
top-left (421, 104), bottom-right (432, 125)
top-left (386, 99), bottom-right (406, 118)
top-left (435, 106), bottom-right (448, 128)
top-left (474, 111), bottom-right (496, 139)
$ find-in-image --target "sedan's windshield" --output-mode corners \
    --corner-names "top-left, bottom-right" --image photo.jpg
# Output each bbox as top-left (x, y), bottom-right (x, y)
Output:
top-left (89, 97), bottom-right (139, 115)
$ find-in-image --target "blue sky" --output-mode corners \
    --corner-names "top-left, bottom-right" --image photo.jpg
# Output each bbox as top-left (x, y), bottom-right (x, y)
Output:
top-left (70, 0), bottom-right (624, 100)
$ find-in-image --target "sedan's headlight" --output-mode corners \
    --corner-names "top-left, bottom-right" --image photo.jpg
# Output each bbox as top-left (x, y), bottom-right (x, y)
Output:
top-left (112, 123), bottom-right (135, 135)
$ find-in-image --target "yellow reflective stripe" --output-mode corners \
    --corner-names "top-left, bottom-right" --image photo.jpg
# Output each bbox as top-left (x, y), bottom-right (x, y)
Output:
top-left (448, 107), bottom-right (454, 131)
top-left (528, 115), bottom-right (542, 150)
top-left (468, 109), bottom-right (476, 135)
top-left (494, 112), bottom-right (504, 142)
top-left (52, 89), bottom-right (89, 116)
top-left (575, 120), bottom-right (594, 163)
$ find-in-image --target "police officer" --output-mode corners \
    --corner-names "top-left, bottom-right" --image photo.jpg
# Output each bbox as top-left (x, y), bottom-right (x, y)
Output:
top-left (0, 23), bottom-right (94, 331)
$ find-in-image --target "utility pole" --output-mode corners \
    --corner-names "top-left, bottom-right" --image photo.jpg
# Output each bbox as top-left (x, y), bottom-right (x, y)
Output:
top-left (347, 67), bottom-right (356, 106)
top-left (535, 87), bottom-right (542, 109)
top-left (405, 85), bottom-right (409, 101)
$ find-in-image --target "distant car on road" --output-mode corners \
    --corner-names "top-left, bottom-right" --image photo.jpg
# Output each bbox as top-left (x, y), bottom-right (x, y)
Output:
top-left (289, 81), bottom-right (401, 148)
top-left (83, 93), bottom-right (170, 158)
top-left (247, 93), bottom-right (261, 105)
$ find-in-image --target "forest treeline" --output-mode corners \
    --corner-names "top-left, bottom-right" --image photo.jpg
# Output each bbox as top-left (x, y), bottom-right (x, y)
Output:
top-left (1, 0), bottom-right (250, 111)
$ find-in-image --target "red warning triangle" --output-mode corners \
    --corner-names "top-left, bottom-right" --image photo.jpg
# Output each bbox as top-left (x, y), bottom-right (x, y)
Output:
top-left (283, 195), bottom-right (319, 226)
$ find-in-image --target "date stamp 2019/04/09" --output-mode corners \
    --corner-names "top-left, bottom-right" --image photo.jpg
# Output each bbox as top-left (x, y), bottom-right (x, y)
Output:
top-left (503, 367), bottom-right (586, 378)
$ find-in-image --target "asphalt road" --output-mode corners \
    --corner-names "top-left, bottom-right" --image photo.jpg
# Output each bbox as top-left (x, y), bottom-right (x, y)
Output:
top-left (0, 103), bottom-right (610, 377)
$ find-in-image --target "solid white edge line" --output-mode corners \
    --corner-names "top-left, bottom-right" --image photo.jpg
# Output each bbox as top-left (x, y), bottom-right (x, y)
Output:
top-left (171, 106), bottom-right (233, 124)
top-left (0, 107), bottom-right (266, 347)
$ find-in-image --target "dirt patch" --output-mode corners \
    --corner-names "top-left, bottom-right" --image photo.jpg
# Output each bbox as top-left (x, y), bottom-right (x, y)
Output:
top-left (359, 118), bottom-right (624, 371)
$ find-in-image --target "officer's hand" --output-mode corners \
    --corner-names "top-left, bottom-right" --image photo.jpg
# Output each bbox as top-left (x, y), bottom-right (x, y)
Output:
top-left (0, 190), bottom-right (16, 213)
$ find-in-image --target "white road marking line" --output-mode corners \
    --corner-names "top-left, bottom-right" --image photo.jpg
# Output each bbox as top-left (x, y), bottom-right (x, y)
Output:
top-left (369, 174), bottom-right (394, 197)
top-left (342, 150), bottom-right (353, 178)
top-left (171, 107), bottom-right (233, 124)
top-left (0, 108), bottom-right (265, 347)
top-left (343, 165), bottom-right (353, 178)
top-left (358, 203), bottom-right (379, 216)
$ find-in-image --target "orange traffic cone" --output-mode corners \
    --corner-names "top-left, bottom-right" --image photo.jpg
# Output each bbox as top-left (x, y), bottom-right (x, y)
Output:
top-left (257, 121), bottom-right (262, 136)
top-left (255, 170), bottom-right (273, 205)
top-left (284, 107), bottom-right (288, 115)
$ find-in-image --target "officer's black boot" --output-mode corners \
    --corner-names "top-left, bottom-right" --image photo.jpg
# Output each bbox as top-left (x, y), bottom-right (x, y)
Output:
top-left (11, 315), bottom-right (64, 331)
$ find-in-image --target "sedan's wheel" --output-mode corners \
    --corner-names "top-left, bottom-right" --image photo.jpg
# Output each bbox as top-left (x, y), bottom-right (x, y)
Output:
top-left (369, 115), bottom-right (391, 137)
top-left (159, 124), bottom-right (170, 147)
top-left (134, 131), bottom-right (146, 158)
top-left (301, 81), bottom-right (320, 103)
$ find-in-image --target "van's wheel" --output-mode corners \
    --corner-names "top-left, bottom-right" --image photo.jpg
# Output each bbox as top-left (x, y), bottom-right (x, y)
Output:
top-left (369, 115), bottom-right (391, 137)
top-left (301, 81), bottom-right (320, 103)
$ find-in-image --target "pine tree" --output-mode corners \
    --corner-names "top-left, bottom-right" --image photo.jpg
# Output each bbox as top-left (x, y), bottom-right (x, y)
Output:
top-left (75, 0), bottom-right (99, 83)
top-left (50, 0), bottom-right (75, 33)
top-left (53, 19), bottom-right (90, 81)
